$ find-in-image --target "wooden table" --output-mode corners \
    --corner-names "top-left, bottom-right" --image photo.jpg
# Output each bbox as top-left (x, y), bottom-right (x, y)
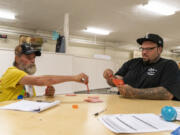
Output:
top-left (0, 94), bottom-right (180, 135)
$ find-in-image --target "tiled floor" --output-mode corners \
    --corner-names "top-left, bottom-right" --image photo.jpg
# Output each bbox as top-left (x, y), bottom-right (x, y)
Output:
top-left (75, 88), bottom-right (118, 95)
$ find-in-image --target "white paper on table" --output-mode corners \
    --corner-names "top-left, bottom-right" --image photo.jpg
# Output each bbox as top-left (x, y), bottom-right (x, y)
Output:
top-left (174, 107), bottom-right (180, 120)
top-left (99, 113), bottom-right (179, 133)
top-left (0, 100), bottom-right (60, 112)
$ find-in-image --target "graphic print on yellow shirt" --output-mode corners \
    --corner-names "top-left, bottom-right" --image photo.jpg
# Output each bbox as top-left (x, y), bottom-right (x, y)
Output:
top-left (0, 66), bottom-right (36, 101)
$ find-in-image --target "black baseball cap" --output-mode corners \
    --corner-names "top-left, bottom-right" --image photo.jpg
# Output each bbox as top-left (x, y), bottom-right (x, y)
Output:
top-left (136, 33), bottom-right (163, 47)
top-left (15, 43), bottom-right (41, 56)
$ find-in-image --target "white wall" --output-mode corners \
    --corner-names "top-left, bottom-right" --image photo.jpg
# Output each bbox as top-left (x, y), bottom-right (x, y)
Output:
top-left (105, 47), bottom-right (132, 71)
top-left (0, 38), bottom-right (18, 49)
top-left (68, 43), bottom-right (105, 58)
top-left (72, 56), bottom-right (114, 92)
top-left (34, 52), bottom-right (74, 95)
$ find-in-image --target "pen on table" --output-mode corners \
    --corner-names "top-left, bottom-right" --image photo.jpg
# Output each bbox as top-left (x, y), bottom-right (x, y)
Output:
top-left (94, 108), bottom-right (107, 116)
top-left (36, 100), bottom-right (52, 103)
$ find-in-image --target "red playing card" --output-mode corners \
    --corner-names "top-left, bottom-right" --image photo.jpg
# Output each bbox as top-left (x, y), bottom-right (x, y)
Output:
top-left (88, 96), bottom-right (99, 99)
top-left (84, 98), bottom-right (103, 103)
top-left (66, 94), bottom-right (77, 96)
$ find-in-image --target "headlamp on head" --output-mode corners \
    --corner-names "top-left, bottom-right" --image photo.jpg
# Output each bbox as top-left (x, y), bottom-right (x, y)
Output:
top-left (20, 43), bottom-right (41, 56)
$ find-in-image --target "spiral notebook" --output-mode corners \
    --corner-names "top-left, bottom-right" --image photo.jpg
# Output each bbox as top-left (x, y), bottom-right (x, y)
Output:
top-left (0, 100), bottom-right (60, 112)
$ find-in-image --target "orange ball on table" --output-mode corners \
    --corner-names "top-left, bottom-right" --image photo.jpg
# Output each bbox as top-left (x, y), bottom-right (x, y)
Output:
top-left (72, 104), bottom-right (78, 109)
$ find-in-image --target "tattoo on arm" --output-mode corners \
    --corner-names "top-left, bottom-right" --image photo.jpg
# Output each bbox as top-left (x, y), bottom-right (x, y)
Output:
top-left (124, 86), bottom-right (173, 100)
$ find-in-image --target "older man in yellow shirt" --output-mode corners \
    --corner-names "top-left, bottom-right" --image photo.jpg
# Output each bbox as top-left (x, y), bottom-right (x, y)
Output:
top-left (0, 43), bottom-right (88, 101)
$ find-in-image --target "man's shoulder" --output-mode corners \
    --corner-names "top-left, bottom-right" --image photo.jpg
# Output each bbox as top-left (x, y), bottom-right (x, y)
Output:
top-left (5, 66), bottom-right (26, 74)
top-left (7, 66), bottom-right (21, 71)
top-left (159, 58), bottom-right (177, 65)
top-left (7, 66), bottom-right (18, 70)
top-left (158, 58), bottom-right (178, 70)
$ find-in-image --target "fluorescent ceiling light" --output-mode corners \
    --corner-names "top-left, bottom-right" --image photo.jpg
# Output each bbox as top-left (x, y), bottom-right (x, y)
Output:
top-left (0, 11), bottom-right (15, 20)
top-left (83, 27), bottom-right (110, 35)
top-left (139, 1), bottom-right (177, 16)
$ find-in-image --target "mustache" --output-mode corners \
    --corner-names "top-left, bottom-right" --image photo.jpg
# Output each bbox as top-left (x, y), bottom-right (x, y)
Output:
top-left (142, 53), bottom-right (148, 57)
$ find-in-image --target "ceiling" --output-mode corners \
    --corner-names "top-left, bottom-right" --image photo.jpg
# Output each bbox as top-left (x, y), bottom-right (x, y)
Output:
top-left (0, 0), bottom-right (180, 51)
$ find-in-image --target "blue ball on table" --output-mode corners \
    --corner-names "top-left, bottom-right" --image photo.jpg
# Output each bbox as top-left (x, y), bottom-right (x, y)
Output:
top-left (161, 106), bottom-right (177, 122)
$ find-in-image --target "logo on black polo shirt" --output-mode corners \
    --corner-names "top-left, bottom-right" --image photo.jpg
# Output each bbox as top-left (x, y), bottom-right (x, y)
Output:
top-left (147, 68), bottom-right (157, 76)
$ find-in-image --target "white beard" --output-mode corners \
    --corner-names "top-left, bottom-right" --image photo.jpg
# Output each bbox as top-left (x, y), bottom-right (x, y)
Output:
top-left (18, 63), bottom-right (37, 75)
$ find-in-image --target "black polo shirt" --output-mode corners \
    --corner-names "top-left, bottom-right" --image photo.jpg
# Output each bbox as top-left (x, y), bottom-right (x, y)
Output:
top-left (115, 58), bottom-right (180, 100)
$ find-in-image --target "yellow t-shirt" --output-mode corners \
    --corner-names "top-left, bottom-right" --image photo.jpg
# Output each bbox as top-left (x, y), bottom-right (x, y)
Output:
top-left (0, 66), bottom-right (36, 101)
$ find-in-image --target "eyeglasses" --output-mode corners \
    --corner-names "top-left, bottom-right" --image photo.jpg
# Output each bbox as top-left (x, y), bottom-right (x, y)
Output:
top-left (139, 47), bottom-right (157, 51)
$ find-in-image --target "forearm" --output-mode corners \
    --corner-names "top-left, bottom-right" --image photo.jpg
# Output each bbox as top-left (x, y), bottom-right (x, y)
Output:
top-left (123, 86), bottom-right (173, 100)
top-left (19, 75), bottom-right (76, 86)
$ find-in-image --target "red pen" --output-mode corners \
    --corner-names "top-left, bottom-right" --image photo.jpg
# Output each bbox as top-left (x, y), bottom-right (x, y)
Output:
top-left (86, 83), bottom-right (90, 94)
top-left (82, 78), bottom-right (90, 94)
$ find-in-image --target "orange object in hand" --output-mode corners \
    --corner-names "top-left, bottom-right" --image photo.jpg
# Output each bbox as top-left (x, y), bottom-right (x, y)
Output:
top-left (112, 78), bottom-right (124, 86)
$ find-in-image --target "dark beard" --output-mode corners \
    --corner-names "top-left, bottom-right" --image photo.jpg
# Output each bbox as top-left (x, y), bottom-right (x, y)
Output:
top-left (143, 56), bottom-right (160, 65)
top-left (143, 60), bottom-right (151, 65)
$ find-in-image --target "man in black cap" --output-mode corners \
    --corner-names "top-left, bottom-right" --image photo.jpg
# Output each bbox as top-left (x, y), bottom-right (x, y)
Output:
top-left (0, 43), bottom-right (88, 101)
top-left (103, 33), bottom-right (180, 100)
